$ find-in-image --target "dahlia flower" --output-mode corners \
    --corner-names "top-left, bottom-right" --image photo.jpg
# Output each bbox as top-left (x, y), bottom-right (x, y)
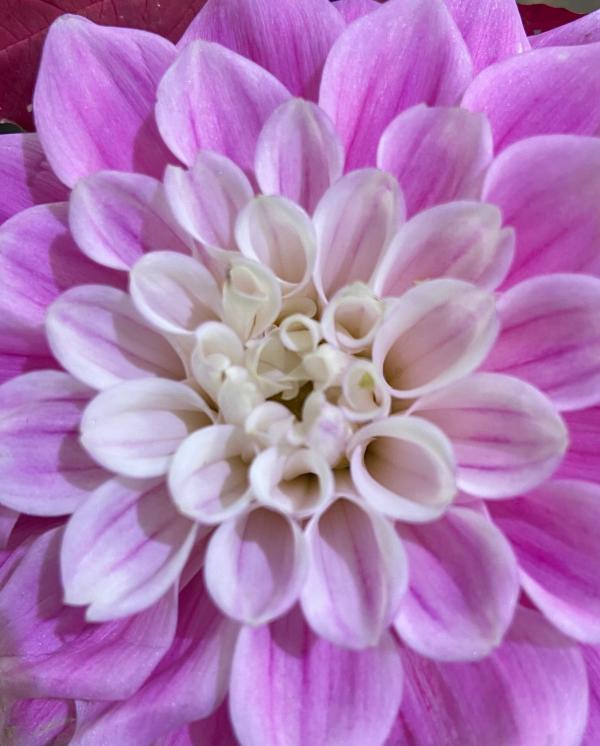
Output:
top-left (1, 0), bottom-right (600, 743)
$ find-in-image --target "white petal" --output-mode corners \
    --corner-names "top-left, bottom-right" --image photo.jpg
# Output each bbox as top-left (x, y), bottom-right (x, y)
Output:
top-left (340, 360), bottom-right (391, 422)
top-left (190, 321), bottom-right (245, 399)
top-left (222, 256), bottom-right (282, 340)
top-left (321, 282), bottom-right (384, 353)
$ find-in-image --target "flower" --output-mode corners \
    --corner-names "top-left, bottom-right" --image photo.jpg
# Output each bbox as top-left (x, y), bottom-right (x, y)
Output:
top-left (1, 0), bottom-right (600, 743)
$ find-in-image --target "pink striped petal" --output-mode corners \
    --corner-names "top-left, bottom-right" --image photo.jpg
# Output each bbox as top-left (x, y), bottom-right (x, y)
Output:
top-left (559, 406), bottom-right (600, 484)
top-left (61, 478), bottom-right (197, 621)
top-left (46, 285), bottom-right (184, 390)
top-left (334, 0), bottom-right (380, 23)
top-left (0, 527), bottom-right (177, 699)
top-left (0, 371), bottom-right (106, 516)
top-left (462, 44), bottom-right (600, 150)
top-left (373, 202), bottom-right (513, 297)
top-left (532, 10), bottom-right (600, 48)
top-left (485, 274), bottom-right (600, 411)
top-left (179, 0), bottom-right (344, 99)
top-left (583, 645), bottom-right (600, 746)
top-left (388, 607), bottom-right (588, 746)
top-left (34, 15), bottom-right (176, 187)
top-left (156, 41), bottom-right (289, 171)
top-left (69, 171), bottom-right (191, 271)
top-left (1, 698), bottom-right (75, 746)
top-left (490, 479), bottom-right (600, 644)
top-left (229, 607), bottom-right (403, 746)
top-left (314, 169), bottom-right (404, 300)
top-left (301, 498), bottom-right (407, 649)
top-left (319, 0), bottom-right (472, 169)
top-left (410, 373), bottom-right (568, 499)
top-left (81, 379), bottom-right (213, 478)
top-left (377, 106), bottom-right (493, 217)
top-left (204, 506), bottom-right (308, 625)
top-left (372, 279), bottom-right (499, 398)
top-left (0, 133), bottom-right (68, 224)
top-left (395, 506), bottom-right (519, 661)
top-left (483, 135), bottom-right (600, 285)
top-left (255, 99), bottom-right (344, 214)
top-left (155, 703), bottom-right (238, 746)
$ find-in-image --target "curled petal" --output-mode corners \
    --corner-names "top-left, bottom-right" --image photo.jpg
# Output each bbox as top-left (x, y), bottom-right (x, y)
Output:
top-left (279, 314), bottom-right (321, 355)
top-left (222, 257), bottom-right (282, 341)
top-left (244, 402), bottom-right (295, 449)
top-left (321, 283), bottom-right (384, 353)
top-left (190, 322), bottom-right (245, 399)
top-left (340, 360), bottom-right (391, 423)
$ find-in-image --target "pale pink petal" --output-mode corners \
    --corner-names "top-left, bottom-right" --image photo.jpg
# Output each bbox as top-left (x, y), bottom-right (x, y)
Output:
top-left (372, 279), bottom-right (499, 398)
top-left (314, 169), bottom-right (404, 300)
top-left (319, 0), bottom-right (472, 169)
top-left (334, 0), bottom-right (380, 23)
top-left (484, 274), bottom-right (600, 411)
top-left (395, 506), bottom-right (519, 661)
top-left (156, 41), bottom-right (289, 171)
top-left (155, 703), bottom-right (238, 746)
top-left (490, 479), bottom-right (600, 644)
top-left (34, 15), bottom-right (176, 187)
top-left (255, 99), bottom-right (344, 214)
top-left (377, 105), bottom-right (493, 217)
top-left (0, 527), bottom-right (177, 699)
top-left (583, 645), bottom-right (600, 745)
top-left (558, 406), bottom-right (600, 484)
top-left (482, 135), bottom-right (600, 285)
top-left (46, 285), bottom-right (184, 390)
top-left (410, 373), bottom-right (568, 499)
top-left (462, 45), bottom-right (600, 150)
top-left (69, 171), bottom-right (191, 271)
top-left (61, 477), bottom-right (197, 621)
top-left (205, 506), bottom-right (307, 625)
top-left (1, 698), bottom-right (75, 746)
top-left (387, 607), bottom-right (588, 746)
top-left (0, 133), bottom-right (68, 224)
top-left (532, 10), bottom-right (600, 48)
top-left (0, 371), bottom-right (106, 516)
top-left (301, 497), bottom-right (407, 649)
top-left (0, 506), bottom-right (18, 549)
top-left (81, 379), bottom-right (213, 478)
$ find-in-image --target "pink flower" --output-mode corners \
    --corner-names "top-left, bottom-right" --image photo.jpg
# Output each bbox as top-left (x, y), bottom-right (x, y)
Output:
top-left (1, 0), bottom-right (600, 743)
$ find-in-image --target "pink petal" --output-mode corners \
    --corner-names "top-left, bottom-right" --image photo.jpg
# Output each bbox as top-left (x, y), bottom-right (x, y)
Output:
top-left (484, 274), bottom-right (600, 411)
top-left (558, 406), bottom-right (600, 484)
top-left (377, 105), bottom-right (493, 217)
top-left (204, 507), bottom-right (308, 625)
top-left (69, 171), bottom-right (191, 271)
top-left (583, 645), bottom-right (600, 745)
top-left (178, 0), bottom-right (344, 100)
top-left (46, 285), bottom-right (184, 390)
top-left (1, 697), bottom-right (75, 746)
top-left (255, 99), bottom-right (344, 214)
top-left (0, 371), bottom-right (106, 516)
top-left (462, 44), bottom-right (600, 150)
top-left (0, 527), bottom-right (177, 699)
top-left (387, 607), bottom-right (588, 746)
top-left (334, 0), bottom-right (380, 23)
top-left (0, 133), bottom-right (68, 224)
top-left (395, 506), bottom-right (519, 661)
top-left (0, 506), bottom-right (18, 549)
top-left (482, 135), bottom-right (600, 286)
top-left (410, 373), bottom-right (568, 499)
top-left (33, 15), bottom-right (176, 187)
top-left (156, 703), bottom-right (238, 746)
top-left (156, 41), bottom-right (289, 171)
top-left (490, 479), bottom-right (600, 644)
top-left (532, 10), bottom-right (600, 48)
top-left (301, 498), bottom-right (407, 649)
top-left (319, 0), bottom-right (472, 169)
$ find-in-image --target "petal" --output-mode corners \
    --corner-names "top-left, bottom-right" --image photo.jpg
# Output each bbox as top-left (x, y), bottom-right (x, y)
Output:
top-left (395, 506), bottom-right (519, 661)
top-left (204, 506), bottom-right (308, 625)
top-left (482, 135), bottom-right (600, 285)
top-left (349, 415), bottom-right (457, 522)
top-left (377, 105), bottom-right (493, 217)
top-left (558, 406), bottom-right (600, 484)
top-left (69, 171), bottom-right (191, 272)
top-left (0, 133), bottom-right (68, 224)
top-left (0, 371), bottom-right (106, 516)
top-left (255, 99), bottom-right (344, 214)
top-left (0, 527), bottom-right (177, 699)
top-left (61, 477), bottom-right (197, 621)
top-left (484, 274), bottom-right (600, 411)
top-left (0, 506), bottom-right (18, 549)
top-left (34, 15), bottom-right (176, 187)
top-left (532, 10), bottom-right (600, 48)
top-left (372, 202), bottom-right (513, 297)
top-left (154, 703), bottom-right (238, 746)
top-left (229, 607), bottom-right (403, 746)
top-left (156, 41), bottom-right (289, 171)
top-left (462, 43), bottom-right (600, 150)
top-left (1, 698), bottom-right (75, 746)
top-left (410, 373), bottom-right (568, 499)
top-left (178, 0), bottom-right (344, 99)
top-left (388, 607), bottom-right (588, 746)
top-left (46, 285), bottom-right (184, 390)
top-left (301, 497), bottom-right (407, 649)
top-left (319, 0), bottom-right (472, 169)
top-left (314, 169), bottom-right (404, 300)
top-left (490, 479), bottom-right (600, 644)
top-left (334, 0), bottom-right (380, 23)
top-left (582, 645), bottom-right (600, 745)
top-left (372, 279), bottom-right (499, 398)
top-left (81, 379), bottom-right (213, 478)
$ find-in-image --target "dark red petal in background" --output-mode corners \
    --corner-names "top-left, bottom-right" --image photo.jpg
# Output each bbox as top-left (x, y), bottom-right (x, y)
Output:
top-left (518, 4), bottom-right (580, 34)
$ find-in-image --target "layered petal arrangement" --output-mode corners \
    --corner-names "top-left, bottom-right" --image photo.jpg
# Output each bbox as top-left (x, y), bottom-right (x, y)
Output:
top-left (1, 0), bottom-right (600, 744)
